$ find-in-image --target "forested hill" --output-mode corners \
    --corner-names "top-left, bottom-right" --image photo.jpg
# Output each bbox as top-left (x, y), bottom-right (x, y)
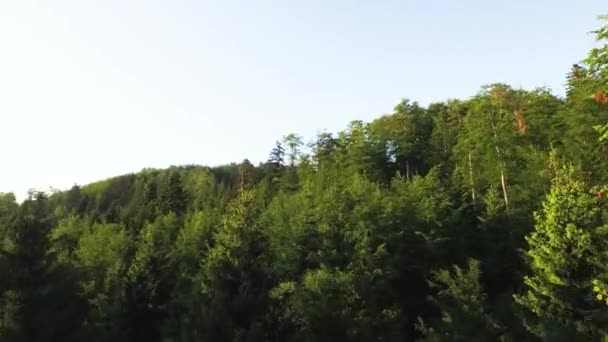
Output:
top-left (2, 17), bottom-right (608, 342)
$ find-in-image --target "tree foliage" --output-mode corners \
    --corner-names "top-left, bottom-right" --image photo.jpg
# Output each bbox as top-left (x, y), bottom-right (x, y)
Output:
top-left (2, 14), bottom-right (608, 342)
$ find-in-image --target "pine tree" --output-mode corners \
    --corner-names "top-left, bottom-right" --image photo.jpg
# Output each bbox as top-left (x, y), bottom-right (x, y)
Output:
top-left (268, 141), bottom-right (286, 167)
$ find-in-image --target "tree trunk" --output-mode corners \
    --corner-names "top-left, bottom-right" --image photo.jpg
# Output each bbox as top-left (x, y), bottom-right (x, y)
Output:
top-left (468, 152), bottom-right (477, 204)
top-left (500, 170), bottom-right (509, 210)
top-left (487, 112), bottom-right (510, 210)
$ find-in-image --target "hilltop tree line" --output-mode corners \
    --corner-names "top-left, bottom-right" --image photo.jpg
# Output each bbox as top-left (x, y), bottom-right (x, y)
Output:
top-left (2, 16), bottom-right (608, 342)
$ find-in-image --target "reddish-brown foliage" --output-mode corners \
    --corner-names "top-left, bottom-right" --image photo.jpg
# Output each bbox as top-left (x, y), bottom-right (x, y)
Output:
top-left (513, 110), bottom-right (528, 135)
top-left (594, 91), bottom-right (608, 105)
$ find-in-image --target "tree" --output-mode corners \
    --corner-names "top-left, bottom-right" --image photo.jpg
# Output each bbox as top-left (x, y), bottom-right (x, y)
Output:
top-left (0, 193), bottom-right (20, 340)
top-left (199, 189), bottom-right (272, 341)
top-left (515, 158), bottom-right (608, 338)
top-left (0, 192), bottom-right (86, 341)
top-left (336, 120), bottom-right (389, 182)
top-left (418, 260), bottom-right (505, 342)
top-left (561, 16), bottom-right (608, 184)
top-left (370, 99), bottom-right (433, 181)
top-left (164, 209), bottom-right (218, 340)
top-left (454, 84), bottom-right (524, 210)
top-left (283, 134), bottom-right (304, 166)
top-left (158, 171), bottom-right (188, 215)
top-left (74, 222), bottom-right (132, 339)
top-left (309, 132), bottom-right (337, 165)
top-left (572, 15), bottom-right (608, 100)
top-left (270, 268), bottom-right (358, 342)
top-left (126, 213), bottom-right (180, 341)
top-left (427, 100), bottom-right (468, 178)
top-left (268, 141), bottom-right (286, 167)
top-left (239, 159), bottom-right (256, 189)
top-left (588, 16), bottom-right (608, 140)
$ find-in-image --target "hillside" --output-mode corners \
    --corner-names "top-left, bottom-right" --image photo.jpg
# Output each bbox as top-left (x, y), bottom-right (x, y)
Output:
top-left (1, 16), bottom-right (608, 342)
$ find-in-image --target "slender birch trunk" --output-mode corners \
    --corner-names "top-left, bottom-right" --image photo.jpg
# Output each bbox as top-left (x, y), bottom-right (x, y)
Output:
top-left (487, 112), bottom-right (509, 210)
top-left (468, 152), bottom-right (477, 204)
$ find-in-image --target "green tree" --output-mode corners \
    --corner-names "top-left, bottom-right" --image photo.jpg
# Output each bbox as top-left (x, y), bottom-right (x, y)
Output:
top-left (283, 133), bottom-right (304, 166)
top-left (370, 99), bottom-right (433, 181)
top-left (199, 189), bottom-right (272, 341)
top-left (164, 209), bottom-right (218, 340)
top-left (0, 193), bottom-right (20, 340)
top-left (427, 100), bottom-right (467, 177)
top-left (515, 159), bottom-right (608, 339)
top-left (561, 16), bottom-right (608, 184)
top-left (270, 268), bottom-right (358, 342)
top-left (74, 222), bottom-right (132, 340)
top-left (126, 213), bottom-right (180, 341)
top-left (158, 171), bottom-right (189, 215)
top-left (1, 192), bottom-right (86, 341)
top-left (418, 260), bottom-right (505, 342)
top-left (268, 141), bottom-right (286, 167)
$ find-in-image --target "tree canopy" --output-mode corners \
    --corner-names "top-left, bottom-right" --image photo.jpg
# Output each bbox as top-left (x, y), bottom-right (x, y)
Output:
top-left (2, 14), bottom-right (608, 342)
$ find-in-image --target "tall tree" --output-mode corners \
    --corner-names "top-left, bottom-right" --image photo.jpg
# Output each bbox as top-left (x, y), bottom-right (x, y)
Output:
top-left (73, 222), bottom-right (132, 340)
top-left (126, 214), bottom-right (180, 341)
top-left (268, 141), bottom-right (286, 167)
top-left (283, 134), bottom-right (304, 166)
top-left (199, 189), bottom-right (272, 341)
top-left (515, 157), bottom-right (608, 339)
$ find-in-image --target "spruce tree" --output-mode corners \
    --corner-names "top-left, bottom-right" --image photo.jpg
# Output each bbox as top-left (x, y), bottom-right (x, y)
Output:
top-left (515, 157), bottom-right (608, 338)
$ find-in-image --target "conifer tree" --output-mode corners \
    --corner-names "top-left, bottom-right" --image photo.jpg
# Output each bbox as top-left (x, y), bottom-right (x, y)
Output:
top-left (268, 141), bottom-right (286, 167)
top-left (199, 189), bottom-right (271, 341)
top-left (419, 260), bottom-right (505, 342)
top-left (515, 156), bottom-right (608, 338)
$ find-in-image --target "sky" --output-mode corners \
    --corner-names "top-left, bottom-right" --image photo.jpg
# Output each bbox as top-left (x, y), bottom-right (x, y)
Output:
top-left (0, 0), bottom-right (606, 199)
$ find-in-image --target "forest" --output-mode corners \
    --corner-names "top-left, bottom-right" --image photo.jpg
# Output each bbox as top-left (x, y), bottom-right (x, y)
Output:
top-left (2, 15), bottom-right (608, 342)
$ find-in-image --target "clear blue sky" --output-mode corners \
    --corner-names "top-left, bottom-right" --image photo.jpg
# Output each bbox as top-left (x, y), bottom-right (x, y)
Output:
top-left (0, 1), bottom-right (605, 198)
